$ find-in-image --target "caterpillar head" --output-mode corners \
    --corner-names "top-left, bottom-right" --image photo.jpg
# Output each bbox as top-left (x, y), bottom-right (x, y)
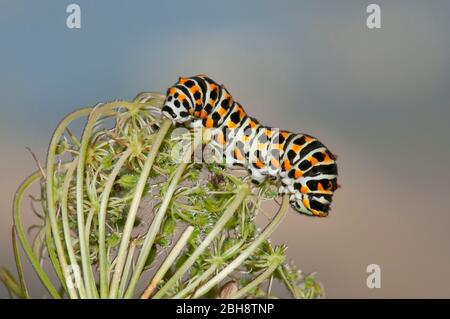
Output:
top-left (290, 197), bottom-right (330, 217)
top-left (162, 88), bottom-right (192, 123)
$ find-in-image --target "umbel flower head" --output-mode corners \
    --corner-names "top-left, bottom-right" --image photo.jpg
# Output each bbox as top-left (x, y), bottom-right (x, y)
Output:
top-left (1, 92), bottom-right (323, 299)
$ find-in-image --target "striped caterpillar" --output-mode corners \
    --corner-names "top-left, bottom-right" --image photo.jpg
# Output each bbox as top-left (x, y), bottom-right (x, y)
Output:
top-left (162, 75), bottom-right (338, 217)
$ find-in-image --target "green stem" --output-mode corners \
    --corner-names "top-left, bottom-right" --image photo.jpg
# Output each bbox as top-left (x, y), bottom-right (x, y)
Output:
top-left (12, 228), bottom-right (29, 298)
top-left (108, 119), bottom-right (172, 299)
top-left (172, 263), bottom-right (218, 299)
top-left (0, 267), bottom-right (27, 299)
top-left (277, 265), bottom-right (301, 299)
top-left (73, 102), bottom-right (136, 298)
top-left (99, 148), bottom-right (133, 298)
top-left (191, 195), bottom-right (289, 298)
top-left (141, 226), bottom-right (195, 299)
top-left (153, 185), bottom-right (249, 299)
top-left (45, 219), bottom-right (72, 297)
top-left (118, 240), bottom-right (137, 299)
top-left (13, 171), bottom-right (61, 299)
top-left (45, 107), bottom-right (92, 297)
top-left (228, 261), bottom-right (282, 299)
top-left (124, 136), bottom-right (197, 299)
top-left (84, 208), bottom-right (95, 251)
top-left (60, 159), bottom-right (86, 298)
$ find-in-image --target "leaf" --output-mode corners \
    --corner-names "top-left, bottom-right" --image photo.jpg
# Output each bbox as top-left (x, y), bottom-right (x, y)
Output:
top-left (108, 233), bottom-right (120, 248)
top-left (117, 174), bottom-right (140, 189)
top-left (144, 246), bottom-right (157, 269)
top-left (162, 216), bottom-right (176, 236)
top-left (101, 153), bottom-right (114, 170)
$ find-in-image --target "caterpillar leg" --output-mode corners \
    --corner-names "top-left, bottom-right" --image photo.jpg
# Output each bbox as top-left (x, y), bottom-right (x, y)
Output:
top-left (247, 166), bottom-right (266, 184)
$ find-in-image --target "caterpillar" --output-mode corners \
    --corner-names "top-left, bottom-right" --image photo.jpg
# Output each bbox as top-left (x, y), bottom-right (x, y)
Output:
top-left (162, 75), bottom-right (338, 217)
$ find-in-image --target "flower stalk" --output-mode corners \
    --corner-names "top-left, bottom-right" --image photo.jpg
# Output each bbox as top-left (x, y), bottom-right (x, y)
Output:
top-left (141, 225), bottom-right (194, 299)
top-left (153, 184), bottom-right (250, 299)
top-left (108, 119), bottom-right (172, 298)
top-left (191, 195), bottom-right (289, 298)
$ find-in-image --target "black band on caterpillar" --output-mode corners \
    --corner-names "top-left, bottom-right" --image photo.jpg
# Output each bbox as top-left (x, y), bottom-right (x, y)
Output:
top-left (162, 75), bottom-right (338, 217)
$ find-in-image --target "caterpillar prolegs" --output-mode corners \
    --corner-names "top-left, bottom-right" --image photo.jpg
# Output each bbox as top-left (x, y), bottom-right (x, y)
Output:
top-left (162, 75), bottom-right (338, 217)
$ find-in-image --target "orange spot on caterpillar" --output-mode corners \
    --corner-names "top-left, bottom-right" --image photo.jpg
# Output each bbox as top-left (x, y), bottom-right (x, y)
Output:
top-left (270, 158), bottom-right (280, 168)
top-left (205, 118), bottom-right (214, 128)
top-left (312, 209), bottom-right (324, 217)
top-left (283, 159), bottom-right (291, 170)
top-left (272, 144), bottom-right (283, 150)
top-left (234, 148), bottom-right (244, 160)
top-left (218, 107), bottom-right (227, 116)
top-left (209, 98), bottom-right (217, 107)
top-left (309, 156), bottom-right (319, 166)
top-left (216, 132), bottom-right (225, 145)
top-left (291, 144), bottom-right (302, 153)
top-left (294, 169), bottom-right (302, 179)
top-left (300, 185), bottom-right (308, 193)
top-left (255, 159), bottom-right (265, 168)
top-left (227, 122), bottom-right (237, 129)
top-left (200, 110), bottom-right (208, 119)
top-left (323, 153), bottom-right (332, 163)
top-left (302, 197), bottom-right (310, 208)
top-left (190, 87), bottom-right (198, 94)
top-left (317, 182), bottom-right (325, 191)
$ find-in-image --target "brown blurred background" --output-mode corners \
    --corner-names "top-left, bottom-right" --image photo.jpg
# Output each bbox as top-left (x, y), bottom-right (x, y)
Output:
top-left (1, 0), bottom-right (450, 298)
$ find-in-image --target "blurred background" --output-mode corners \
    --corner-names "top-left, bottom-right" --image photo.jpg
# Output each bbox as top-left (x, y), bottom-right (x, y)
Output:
top-left (1, 0), bottom-right (450, 298)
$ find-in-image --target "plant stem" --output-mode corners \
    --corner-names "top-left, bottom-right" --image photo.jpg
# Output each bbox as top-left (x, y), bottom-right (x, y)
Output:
top-left (118, 240), bottom-right (137, 298)
top-left (153, 185), bottom-right (250, 299)
top-left (98, 148), bottom-right (132, 298)
top-left (76, 108), bottom-right (108, 297)
top-left (191, 195), bottom-right (289, 298)
top-left (141, 226), bottom-right (194, 299)
top-left (277, 265), bottom-right (301, 299)
top-left (60, 159), bottom-right (86, 298)
top-left (0, 267), bottom-right (27, 299)
top-left (74, 102), bottom-right (136, 298)
top-left (45, 219), bottom-right (72, 297)
top-left (12, 228), bottom-right (29, 298)
top-left (228, 261), bottom-right (282, 299)
top-left (45, 107), bottom-right (92, 298)
top-left (124, 136), bottom-right (198, 299)
top-left (13, 171), bottom-right (61, 299)
top-left (108, 119), bottom-right (172, 298)
top-left (172, 263), bottom-right (218, 299)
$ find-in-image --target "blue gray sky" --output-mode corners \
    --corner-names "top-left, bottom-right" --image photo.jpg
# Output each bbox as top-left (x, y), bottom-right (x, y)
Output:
top-left (1, 0), bottom-right (450, 298)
